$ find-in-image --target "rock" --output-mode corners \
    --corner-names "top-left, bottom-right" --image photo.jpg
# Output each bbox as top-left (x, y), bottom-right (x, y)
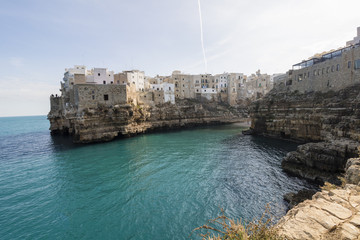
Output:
top-left (284, 189), bottom-right (317, 209)
top-left (241, 128), bottom-right (254, 135)
top-left (341, 223), bottom-right (360, 239)
top-left (346, 159), bottom-right (360, 185)
top-left (277, 186), bottom-right (360, 240)
top-left (281, 140), bottom-right (358, 183)
top-left (350, 214), bottom-right (360, 226)
top-left (251, 83), bottom-right (360, 143)
top-left (48, 99), bottom-right (248, 143)
top-left (320, 200), bottom-right (353, 220)
top-left (350, 195), bottom-right (360, 208)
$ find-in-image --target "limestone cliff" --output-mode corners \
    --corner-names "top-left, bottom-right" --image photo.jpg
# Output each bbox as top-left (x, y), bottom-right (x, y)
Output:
top-left (250, 83), bottom-right (360, 239)
top-left (48, 99), bottom-right (247, 143)
top-left (250, 83), bottom-right (360, 182)
top-left (251, 83), bottom-right (360, 142)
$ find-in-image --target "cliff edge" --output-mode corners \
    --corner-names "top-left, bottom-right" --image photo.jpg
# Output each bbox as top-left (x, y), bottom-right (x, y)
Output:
top-left (48, 99), bottom-right (247, 143)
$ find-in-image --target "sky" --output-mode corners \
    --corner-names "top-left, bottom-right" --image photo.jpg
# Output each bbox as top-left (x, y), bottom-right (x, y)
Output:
top-left (0, 0), bottom-right (359, 117)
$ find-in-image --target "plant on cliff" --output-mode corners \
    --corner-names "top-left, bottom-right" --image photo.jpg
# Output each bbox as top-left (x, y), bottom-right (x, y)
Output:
top-left (192, 206), bottom-right (283, 240)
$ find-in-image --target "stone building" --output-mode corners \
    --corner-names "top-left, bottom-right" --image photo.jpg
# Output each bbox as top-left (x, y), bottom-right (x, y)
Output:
top-left (150, 82), bottom-right (175, 104)
top-left (114, 70), bottom-right (145, 92)
top-left (244, 70), bottom-right (271, 99)
top-left (53, 65), bottom-right (274, 115)
top-left (285, 44), bottom-right (360, 93)
top-left (172, 71), bottom-right (195, 99)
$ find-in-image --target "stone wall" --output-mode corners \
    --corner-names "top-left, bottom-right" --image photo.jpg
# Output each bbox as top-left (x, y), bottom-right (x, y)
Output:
top-left (74, 84), bottom-right (127, 110)
top-left (138, 92), bottom-right (154, 105)
top-left (49, 96), bottom-right (62, 113)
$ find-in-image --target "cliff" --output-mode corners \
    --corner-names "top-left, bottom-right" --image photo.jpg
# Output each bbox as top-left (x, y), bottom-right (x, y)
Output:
top-left (250, 84), bottom-right (360, 182)
top-left (48, 99), bottom-right (247, 143)
top-left (251, 83), bottom-right (360, 143)
top-left (250, 83), bottom-right (360, 239)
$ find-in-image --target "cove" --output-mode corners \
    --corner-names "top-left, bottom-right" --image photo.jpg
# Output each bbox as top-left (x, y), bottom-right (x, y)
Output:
top-left (0, 116), bottom-right (316, 239)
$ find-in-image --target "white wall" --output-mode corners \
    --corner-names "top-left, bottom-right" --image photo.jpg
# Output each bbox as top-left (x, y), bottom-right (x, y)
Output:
top-left (93, 68), bottom-right (114, 85)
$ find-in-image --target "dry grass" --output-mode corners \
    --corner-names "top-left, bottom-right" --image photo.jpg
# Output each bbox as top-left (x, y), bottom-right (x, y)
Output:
top-left (191, 205), bottom-right (284, 240)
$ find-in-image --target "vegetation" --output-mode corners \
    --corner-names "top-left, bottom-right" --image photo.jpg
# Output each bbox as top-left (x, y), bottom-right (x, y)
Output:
top-left (192, 206), bottom-right (284, 240)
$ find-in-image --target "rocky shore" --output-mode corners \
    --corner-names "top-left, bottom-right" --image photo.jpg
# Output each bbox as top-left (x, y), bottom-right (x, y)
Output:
top-left (250, 83), bottom-right (360, 239)
top-left (277, 156), bottom-right (360, 240)
top-left (48, 99), bottom-right (248, 143)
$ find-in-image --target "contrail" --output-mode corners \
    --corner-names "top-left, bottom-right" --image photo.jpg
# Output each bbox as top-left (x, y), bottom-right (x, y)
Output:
top-left (197, 0), bottom-right (208, 73)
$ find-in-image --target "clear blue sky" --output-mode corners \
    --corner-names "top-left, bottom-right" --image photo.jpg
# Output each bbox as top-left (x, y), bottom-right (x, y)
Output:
top-left (1, 0), bottom-right (359, 116)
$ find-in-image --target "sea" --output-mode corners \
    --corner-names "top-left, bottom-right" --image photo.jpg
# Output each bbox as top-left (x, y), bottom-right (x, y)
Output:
top-left (0, 116), bottom-right (317, 239)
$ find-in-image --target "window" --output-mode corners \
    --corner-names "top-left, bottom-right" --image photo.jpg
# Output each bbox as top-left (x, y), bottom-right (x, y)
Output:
top-left (117, 80), bottom-right (120, 84)
top-left (355, 59), bottom-right (360, 70)
top-left (104, 94), bottom-right (109, 101)
top-left (111, 81), bottom-right (113, 84)
top-left (103, 81), bottom-right (106, 84)
top-left (92, 95), bottom-right (95, 100)
top-left (298, 74), bottom-right (303, 81)
top-left (98, 73), bottom-right (100, 76)
top-left (169, 87), bottom-right (171, 90)
top-left (348, 61), bottom-right (352, 69)
top-left (92, 90), bottom-right (95, 94)
top-left (331, 65), bottom-right (335, 72)
top-left (336, 64), bottom-right (340, 71)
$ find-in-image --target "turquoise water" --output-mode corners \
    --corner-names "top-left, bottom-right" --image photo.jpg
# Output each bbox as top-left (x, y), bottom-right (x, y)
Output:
top-left (0, 116), bottom-right (316, 239)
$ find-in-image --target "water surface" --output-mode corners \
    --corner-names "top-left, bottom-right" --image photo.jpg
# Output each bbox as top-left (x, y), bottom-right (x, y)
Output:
top-left (0, 116), bottom-right (316, 239)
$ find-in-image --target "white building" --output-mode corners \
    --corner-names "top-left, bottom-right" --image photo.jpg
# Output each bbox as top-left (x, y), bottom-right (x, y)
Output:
top-left (63, 65), bottom-right (88, 88)
top-left (87, 68), bottom-right (114, 85)
top-left (150, 82), bottom-right (175, 104)
top-left (346, 27), bottom-right (360, 46)
top-left (200, 88), bottom-right (217, 100)
top-left (123, 70), bottom-right (145, 92)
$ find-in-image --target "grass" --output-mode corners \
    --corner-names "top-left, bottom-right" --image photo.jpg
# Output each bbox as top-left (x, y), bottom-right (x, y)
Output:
top-left (191, 205), bottom-right (284, 240)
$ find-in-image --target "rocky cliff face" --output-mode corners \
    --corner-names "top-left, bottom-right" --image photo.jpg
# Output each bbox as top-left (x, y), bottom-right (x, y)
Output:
top-left (282, 140), bottom-right (359, 184)
top-left (48, 99), bottom-right (247, 143)
top-left (250, 84), bottom-right (360, 182)
top-left (251, 83), bottom-right (360, 239)
top-left (251, 83), bottom-right (360, 142)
